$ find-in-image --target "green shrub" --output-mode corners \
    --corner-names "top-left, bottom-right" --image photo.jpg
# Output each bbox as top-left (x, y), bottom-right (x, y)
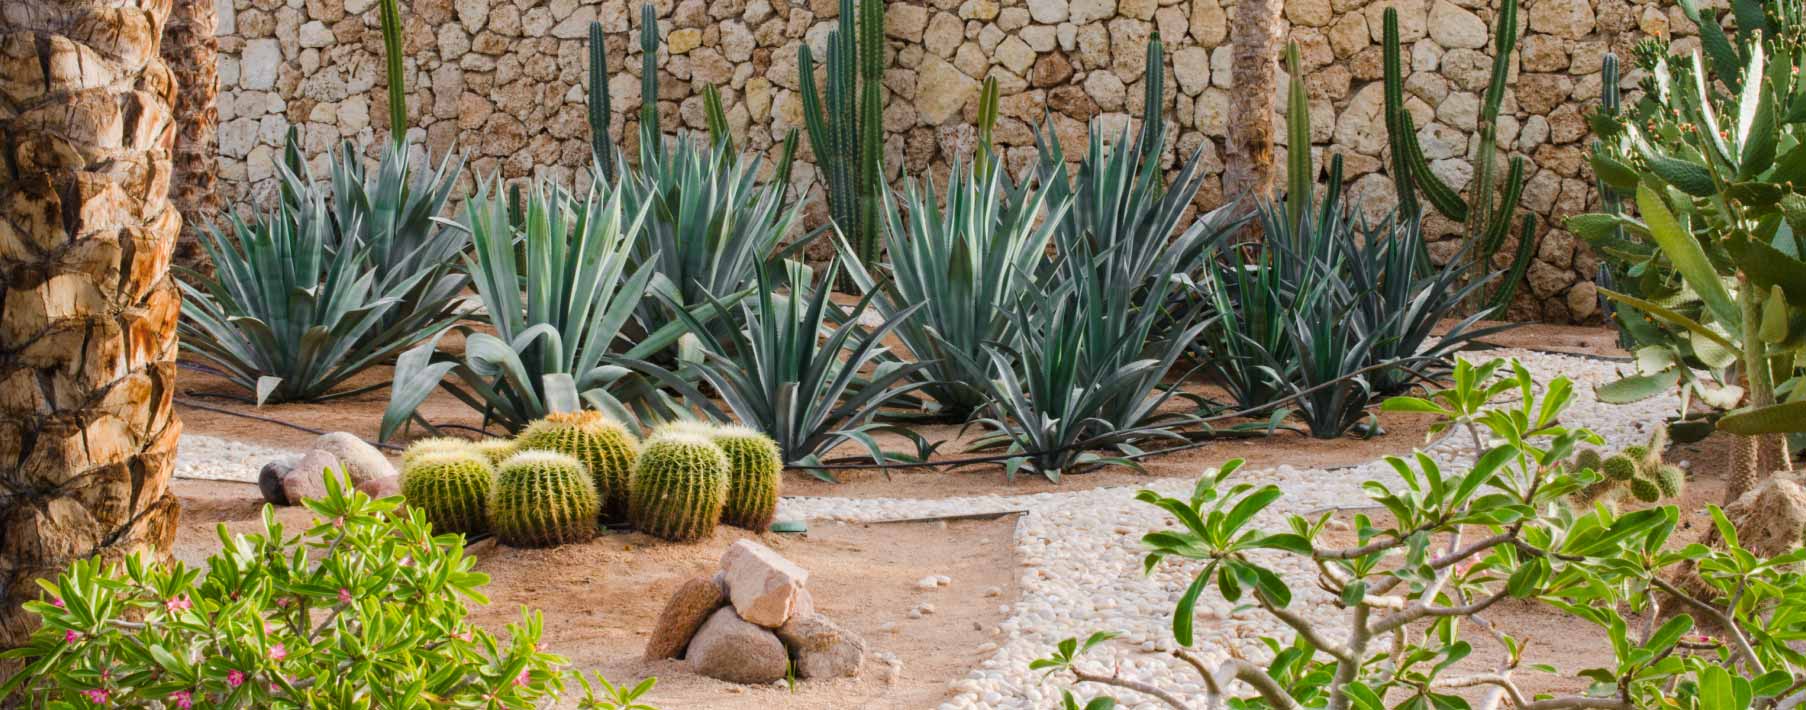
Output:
top-left (517, 411), bottom-right (641, 522)
top-left (711, 425), bottom-right (783, 531)
top-left (0, 472), bottom-right (566, 705)
top-left (400, 450), bottom-right (495, 535)
top-left (490, 451), bottom-right (601, 548)
top-left (628, 434), bottom-right (730, 542)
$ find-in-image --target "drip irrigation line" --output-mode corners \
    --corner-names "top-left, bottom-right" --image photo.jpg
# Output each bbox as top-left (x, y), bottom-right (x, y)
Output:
top-left (175, 396), bottom-right (408, 452)
top-left (788, 356), bottom-right (1449, 473)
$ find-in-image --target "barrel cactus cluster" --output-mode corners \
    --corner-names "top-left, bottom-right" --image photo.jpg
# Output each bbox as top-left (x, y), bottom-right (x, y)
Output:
top-left (1571, 429), bottom-right (1687, 506)
top-left (395, 415), bottom-right (784, 547)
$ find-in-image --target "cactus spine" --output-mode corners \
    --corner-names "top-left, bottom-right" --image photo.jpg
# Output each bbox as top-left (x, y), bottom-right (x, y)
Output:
top-left (490, 451), bottom-right (601, 547)
top-left (628, 434), bottom-right (730, 542)
top-left (402, 437), bottom-right (474, 467)
top-left (1381, 0), bottom-right (1534, 311)
top-left (517, 411), bottom-right (641, 522)
top-left (798, 0), bottom-right (886, 277)
top-left (1601, 454), bottom-right (1638, 482)
top-left (710, 425), bottom-right (783, 531)
top-left (471, 438), bottom-right (519, 465)
top-left (401, 451), bottom-right (495, 535)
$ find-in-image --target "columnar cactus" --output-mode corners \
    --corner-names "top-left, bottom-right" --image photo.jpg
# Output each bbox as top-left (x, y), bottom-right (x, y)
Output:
top-left (402, 437), bottom-right (474, 467)
top-left (710, 425), bottom-right (783, 531)
top-left (400, 451), bottom-right (495, 536)
top-left (516, 411), bottom-right (640, 522)
top-left (628, 434), bottom-right (730, 542)
top-left (490, 451), bottom-right (601, 548)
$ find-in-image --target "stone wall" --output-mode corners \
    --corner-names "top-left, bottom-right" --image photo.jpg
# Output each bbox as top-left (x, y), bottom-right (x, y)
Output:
top-left (211, 0), bottom-right (1684, 323)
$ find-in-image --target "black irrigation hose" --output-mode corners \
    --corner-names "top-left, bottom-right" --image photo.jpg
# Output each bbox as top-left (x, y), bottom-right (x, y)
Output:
top-left (174, 397), bottom-right (409, 452)
top-left (786, 356), bottom-right (1451, 473)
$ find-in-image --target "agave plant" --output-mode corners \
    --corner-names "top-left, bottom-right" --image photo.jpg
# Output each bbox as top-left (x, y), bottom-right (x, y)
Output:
top-left (969, 243), bottom-right (1209, 481)
top-left (382, 179), bottom-right (685, 439)
top-left (178, 180), bottom-right (454, 405)
top-left (627, 261), bottom-right (931, 477)
top-left (838, 157), bottom-right (1070, 420)
top-left (621, 136), bottom-right (805, 347)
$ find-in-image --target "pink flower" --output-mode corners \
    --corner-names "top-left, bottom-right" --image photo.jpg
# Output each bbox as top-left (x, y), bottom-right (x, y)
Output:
top-left (64, 630), bottom-right (81, 644)
top-left (165, 595), bottom-right (192, 614)
top-left (514, 669), bottom-right (531, 686)
top-left (51, 598), bottom-right (65, 609)
top-left (275, 597), bottom-right (290, 608)
top-left (81, 688), bottom-right (108, 704)
top-left (269, 643), bottom-right (287, 661)
top-left (337, 588), bottom-right (352, 604)
top-left (227, 670), bottom-right (245, 688)
top-left (168, 690), bottom-right (193, 709)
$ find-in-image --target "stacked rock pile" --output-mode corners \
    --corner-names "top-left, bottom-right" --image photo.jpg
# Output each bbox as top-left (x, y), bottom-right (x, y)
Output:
top-left (259, 432), bottom-right (401, 504)
top-left (644, 540), bottom-right (865, 684)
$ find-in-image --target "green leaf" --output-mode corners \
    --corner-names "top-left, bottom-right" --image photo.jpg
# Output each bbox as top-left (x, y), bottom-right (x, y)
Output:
top-left (1636, 183), bottom-right (1739, 327)
top-left (1720, 399), bottom-right (1806, 435)
top-left (1594, 368), bottom-right (1681, 404)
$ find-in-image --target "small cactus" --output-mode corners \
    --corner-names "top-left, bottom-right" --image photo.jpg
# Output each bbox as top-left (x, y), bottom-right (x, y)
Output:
top-left (1573, 448), bottom-right (1603, 472)
top-left (400, 451), bottom-right (495, 536)
top-left (1628, 475), bottom-right (1662, 503)
top-left (490, 451), bottom-right (601, 548)
top-left (471, 438), bottom-right (519, 465)
top-left (402, 437), bottom-right (474, 467)
top-left (517, 411), bottom-right (641, 522)
top-left (709, 425), bottom-right (783, 531)
top-left (1601, 454), bottom-right (1639, 482)
top-left (1622, 445), bottom-right (1649, 462)
top-left (628, 434), bottom-right (730, 542)
top-left (1654, 464), bottom-right (1686, 498)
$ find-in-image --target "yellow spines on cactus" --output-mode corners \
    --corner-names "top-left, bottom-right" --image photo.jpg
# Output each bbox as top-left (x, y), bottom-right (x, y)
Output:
top-left (628, 433), bottom-right (730, 542)
top-left (1654, 464), bottom-right (1686, 498)
top-left (1601, 454), bottom-right (1638, 482)
top-left (1628, 475), bottom-right (1662, 503)
top-left (517, 411), bottom-right (640, 522)
top-left (708, 425), bottom-right (783, 531)
top-left (649, 420), bottom-right (717, 438)
top-left (402, 437), bottom-right (474, 467)
top-left (400, 451), bottom-right (495, 535)
top-left (490, 451), bottom-right (601, 548)
top-left (470, 438), bottom-right (519, 465)
top-left (1573, 448), bottom-right (1603, 473)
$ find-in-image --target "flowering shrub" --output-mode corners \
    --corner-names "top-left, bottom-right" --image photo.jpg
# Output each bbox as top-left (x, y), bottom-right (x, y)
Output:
top-left (0, 472), bottom-right (659, 709)
top-left (1036, 358), bottom-right (1806, 709)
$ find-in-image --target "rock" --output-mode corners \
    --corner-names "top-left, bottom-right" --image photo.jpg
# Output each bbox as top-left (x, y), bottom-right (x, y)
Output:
top-left (281, 449), bottom-right (338, 504)
top-left (1286, 0), bottom-right (1331, 27)
top-left (1529, 0), bottom-right (1596, 39)
top-left (1031, 53), bottom-right (1074, 88)
top-left (1566, 280), bottom-right (1599, 320)
top-left (259, 457), bottom-right (297, 505)
top-left (311, 432), bottom-right (395, 486)
top-left (1069, 0), bottom-right (1116, 24)
top-left (241, 39), bottom-right (281, 90)
top-left (1427, 1), bottom-right (1487, 49)
top-left (1172, 46), bottom-right (1210, 96)
top-left (777, 613), bottom-right (866, 679)
top-left (720, 540), bottom-right (810, 628)
top-left (645, 575), bottom-right (729, 660)
top-left (915, 576), bottom-right (941, 590)
top-left (356, 475), bottom-right (401, 499)
top-left (914, 55), bottom-right (979, 125)
top-left (886, 3), bottom-right (927, 40)
top-left (1028, 0), bottom-right (1068, 24)
top-left (1190, 0), bottom-right (1227, 48)
top-left (1724, 478), bottom-right (1806, 559)
top-left (686, 608), bottom-right (790, 684)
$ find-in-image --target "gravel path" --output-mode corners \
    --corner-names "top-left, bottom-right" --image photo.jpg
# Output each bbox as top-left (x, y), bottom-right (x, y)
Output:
top-left (171, 349), bottom-right (1675, 709)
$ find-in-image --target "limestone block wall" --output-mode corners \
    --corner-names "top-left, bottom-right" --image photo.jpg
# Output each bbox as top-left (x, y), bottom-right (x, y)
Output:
top-left (212, 0), bottom-right (1686, 323)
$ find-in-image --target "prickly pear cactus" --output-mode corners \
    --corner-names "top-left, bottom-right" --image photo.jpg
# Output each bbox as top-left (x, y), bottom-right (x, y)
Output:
top-left (517, 411), bottom-right (640, 522)
top-left (1601, 454), bottom-right (1639, 482)
top-left (1653, 464), bottom-right (1687, 498)
top-left (490, 451), bottom-right (601, 548)
top-left (1629, 475), bottom-right (1663, 503)
top-left (710, 425), bottom-right (783, 531)
top-left (400, 451), bottom-right (495, 536)
top-left (627, 434), bottom-right (730, 542)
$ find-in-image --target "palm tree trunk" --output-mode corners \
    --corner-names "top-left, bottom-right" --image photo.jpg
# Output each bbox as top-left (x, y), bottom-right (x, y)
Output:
top-left (0, 0), bottom-right (185, 664)
top-left (1224, 0), bottom-right (1281, 208)
top-left (164, 0), bottom-right (224, 274)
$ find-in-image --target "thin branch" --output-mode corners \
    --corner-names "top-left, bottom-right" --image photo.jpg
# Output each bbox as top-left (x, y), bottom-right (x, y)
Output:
top-left (1648, 575), bottom-right (1763, 673)
top-left (1071, 665), bottom-right (1194, 710)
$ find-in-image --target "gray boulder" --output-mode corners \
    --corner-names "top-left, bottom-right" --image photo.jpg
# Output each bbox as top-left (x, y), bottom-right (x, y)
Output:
top-left (311, 432), bottom-right (396, 486)
top-left (686, 608), bottom-right (789, 684)
top-left (777, 612), bottom-right (865, 679)
top-left (259, 456), bottom-right (298, 505)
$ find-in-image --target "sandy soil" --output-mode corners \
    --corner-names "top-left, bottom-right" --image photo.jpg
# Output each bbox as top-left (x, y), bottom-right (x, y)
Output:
top-left (170, 477), bottom-right (1018, 709)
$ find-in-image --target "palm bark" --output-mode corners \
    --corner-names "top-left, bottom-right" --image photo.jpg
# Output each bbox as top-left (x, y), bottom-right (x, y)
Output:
top-left (0, 0), bottom-right (185, 663)
top-left (1224, 0), bottom-right (1281, 207)
top-left (163, 0), bottom-right (224, 273)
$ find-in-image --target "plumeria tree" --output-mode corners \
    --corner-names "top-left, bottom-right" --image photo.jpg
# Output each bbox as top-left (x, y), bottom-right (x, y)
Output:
top-left (1036, 358), bottom-right (1806, 709)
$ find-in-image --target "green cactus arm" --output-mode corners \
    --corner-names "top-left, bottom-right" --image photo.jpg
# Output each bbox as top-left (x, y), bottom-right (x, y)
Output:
top-left (797, 43), bottom-right (846, 235)
top-left (587, 20), bottom-right (616, 184)
top-left (1397, 112), bottom-right (1469, 222)
top-left (1479, 0), bottom-right (1516, 127)
top-left (638, 3), bottom-right (662, 163)
top-left (378, 0), bottom-right (406, 144)
top-left (1487, 214), bottom-right (1537, 311)
top-left (1678, 0), bottom-right (1743, 90)
top-left (1465, 0), bottom-right (1517, 244)
top-left (1319, 153), bottom-right (1344, 229)
top-left (1380, 8), bottom-right (1419, 218)
top-left (1137, 33), bottom-right (1167, 166)
top-left (1479, 156), bottom-right (1527, 258)
top-left (1284, 42), bottom-right (1312, 232)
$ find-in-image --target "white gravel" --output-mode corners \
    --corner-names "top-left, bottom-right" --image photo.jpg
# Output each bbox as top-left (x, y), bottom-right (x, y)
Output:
top-left (775, 349), bottom-right (1680, 710)
top-left (171, 349), bottom-right (1674, 709)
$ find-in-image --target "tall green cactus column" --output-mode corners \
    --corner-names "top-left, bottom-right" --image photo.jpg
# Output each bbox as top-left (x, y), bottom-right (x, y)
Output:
top-left (1379, 0), bottom-right (1536, 313)
top-left (798, 0), bottom-right (886, 276)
